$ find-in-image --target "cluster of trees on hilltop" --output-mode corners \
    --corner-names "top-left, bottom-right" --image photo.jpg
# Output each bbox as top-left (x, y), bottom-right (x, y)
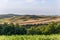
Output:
top-left (0, 22), bottom-right (60, 35)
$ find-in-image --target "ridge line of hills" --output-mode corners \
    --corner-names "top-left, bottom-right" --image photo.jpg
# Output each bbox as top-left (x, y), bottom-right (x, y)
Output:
top-left (0, 14), bottom-right (60, 25)
top-left (0, 14), bottom-right (59, 19)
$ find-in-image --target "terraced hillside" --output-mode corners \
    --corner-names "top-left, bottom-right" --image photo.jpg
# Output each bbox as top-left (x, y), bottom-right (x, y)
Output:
top-left (0, 14), bottom-right (60, 25)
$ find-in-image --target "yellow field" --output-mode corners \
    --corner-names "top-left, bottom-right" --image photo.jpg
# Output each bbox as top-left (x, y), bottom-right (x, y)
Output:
top-left (0, 17), bottom-right (60, 25)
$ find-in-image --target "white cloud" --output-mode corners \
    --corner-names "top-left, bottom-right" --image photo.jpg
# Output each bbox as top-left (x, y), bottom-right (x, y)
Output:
top-left (0, 0), bottom-right (59, 15)
top-left (26, 0), bottom-right (35, 3)
top-left (0, 0), bottom-right (8, 3)
top-left (40, 0), bottom-right (47, 3)
top-left (0, 0), bottom-right (8, 11)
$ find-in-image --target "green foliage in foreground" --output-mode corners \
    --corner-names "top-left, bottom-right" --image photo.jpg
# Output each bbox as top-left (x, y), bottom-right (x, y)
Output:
top-left (0, 22), bottom-right (60, 35)
top-left (0, 35), bottom-right (60, 40)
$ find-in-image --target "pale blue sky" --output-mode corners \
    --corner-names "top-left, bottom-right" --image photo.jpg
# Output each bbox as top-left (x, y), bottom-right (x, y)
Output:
top-left (0, 0), bottom-right (59, 15)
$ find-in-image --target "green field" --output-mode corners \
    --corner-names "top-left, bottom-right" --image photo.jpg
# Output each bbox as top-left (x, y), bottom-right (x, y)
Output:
top-left (0, 35), bottom-right (60, 40)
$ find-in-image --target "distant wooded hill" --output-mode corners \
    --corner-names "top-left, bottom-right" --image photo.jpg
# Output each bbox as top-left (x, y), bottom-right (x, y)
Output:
top-left (0, 14), bottom-right (58, 19)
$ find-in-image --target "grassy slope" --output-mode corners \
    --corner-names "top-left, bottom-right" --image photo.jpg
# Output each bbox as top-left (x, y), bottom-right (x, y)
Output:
top-left (0, 35), bottom-right (60, 40)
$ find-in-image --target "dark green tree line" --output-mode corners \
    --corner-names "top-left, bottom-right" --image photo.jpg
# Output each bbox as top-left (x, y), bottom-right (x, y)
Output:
top-left (0, 22), bottom-right (60, 35)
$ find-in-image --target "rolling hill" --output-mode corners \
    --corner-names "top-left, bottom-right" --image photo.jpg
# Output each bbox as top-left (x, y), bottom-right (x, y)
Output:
top-left (0, 14), bottom-right (60, 25)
